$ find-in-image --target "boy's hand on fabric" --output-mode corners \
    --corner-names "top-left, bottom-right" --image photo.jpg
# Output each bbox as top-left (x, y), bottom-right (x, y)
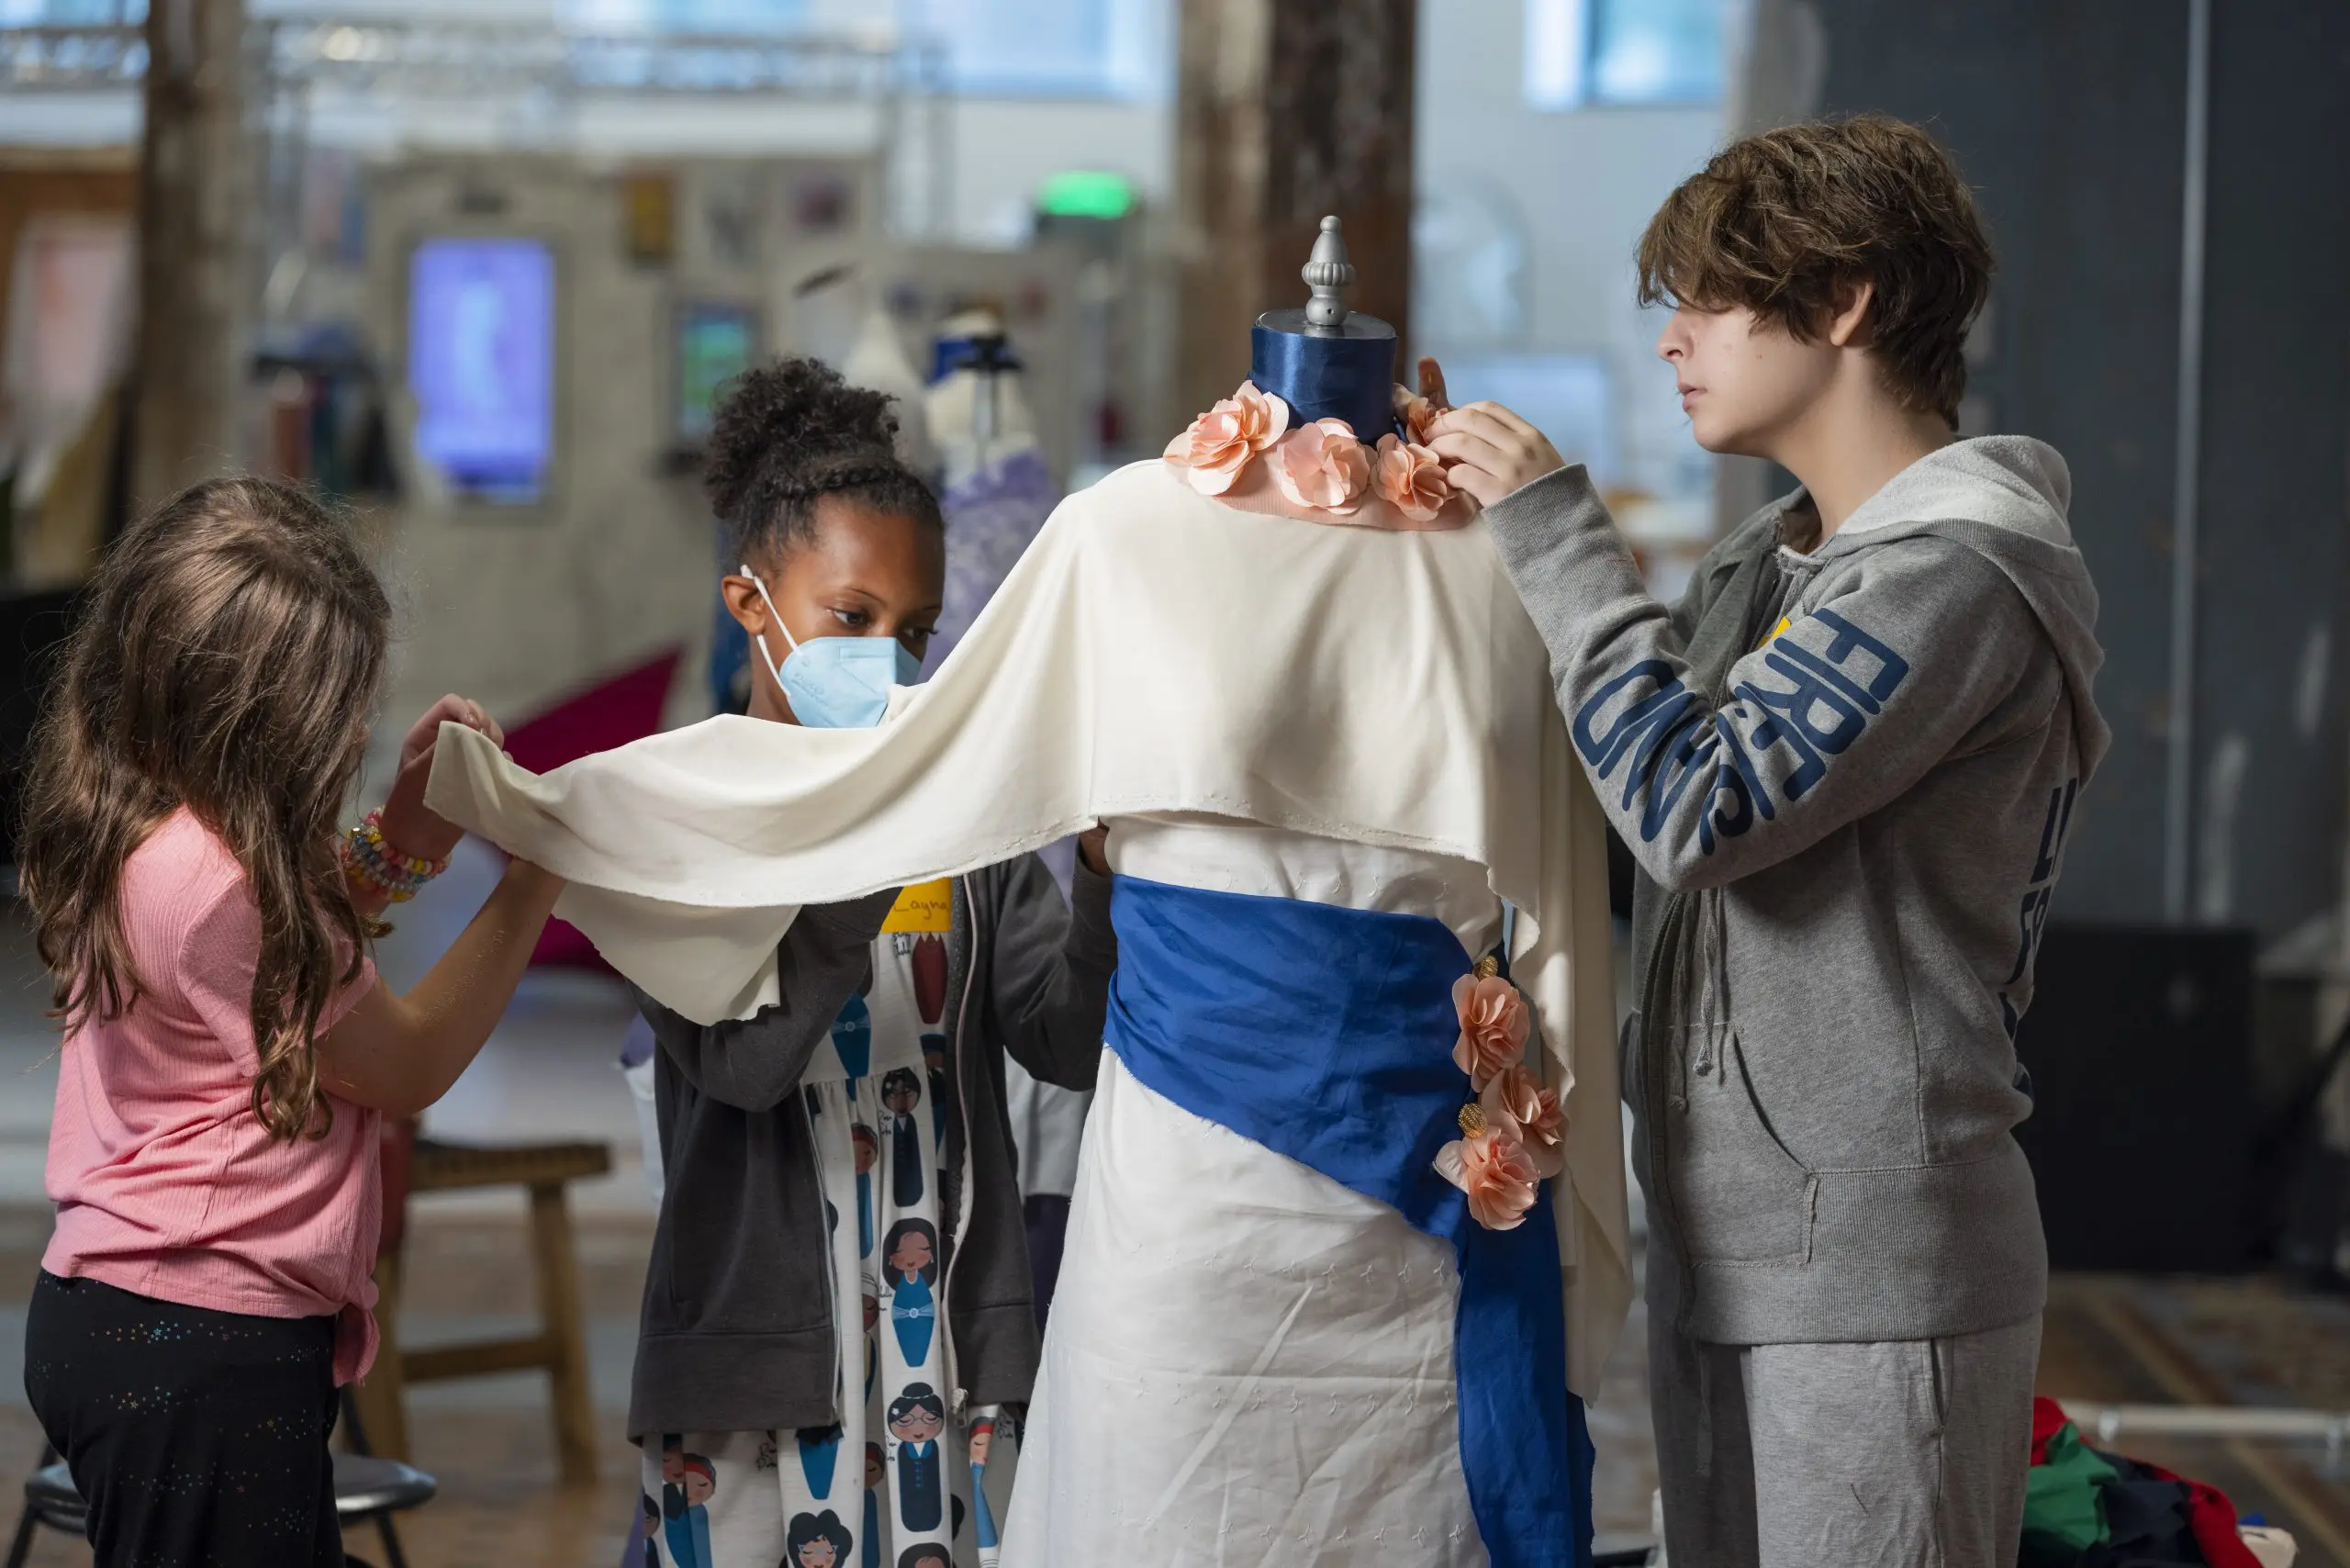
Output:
top-left (381, 695), bottom-right (504, 864)
top-left (1427, 403), bottom-right (1565, 509)
top-left (1078, 825), bottom-right (1111, 877)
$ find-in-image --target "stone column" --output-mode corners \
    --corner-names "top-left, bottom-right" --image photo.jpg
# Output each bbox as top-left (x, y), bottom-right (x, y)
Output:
top-left (1173, 0), bottom-right (1417, 426)
top-left (133, 0), bottom-right (252, 509)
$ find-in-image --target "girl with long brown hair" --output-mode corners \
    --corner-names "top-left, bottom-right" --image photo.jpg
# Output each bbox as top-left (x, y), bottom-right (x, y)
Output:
top-left (18, 476), bottom-right (565, 1568)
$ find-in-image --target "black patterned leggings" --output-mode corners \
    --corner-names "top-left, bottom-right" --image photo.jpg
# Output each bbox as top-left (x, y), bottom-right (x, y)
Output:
top-left (24, 1271), bottom-right (345, 1568)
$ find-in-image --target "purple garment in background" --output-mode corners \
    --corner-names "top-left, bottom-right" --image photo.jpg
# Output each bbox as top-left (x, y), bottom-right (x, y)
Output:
top-left (934, 444), bottom-right (1086, 1335)
top-left (619, 1014), bottom-right (656, 1070)
top-left (926, 447), bottom-right (1059, 666)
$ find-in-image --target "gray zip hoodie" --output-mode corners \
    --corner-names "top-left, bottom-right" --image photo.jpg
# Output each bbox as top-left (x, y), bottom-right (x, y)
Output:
top-left (1485, 437), bottom-right (2109, 1345)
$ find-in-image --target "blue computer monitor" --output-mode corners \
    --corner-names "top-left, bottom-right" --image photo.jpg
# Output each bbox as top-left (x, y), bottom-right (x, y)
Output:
top-left (408, 237), bottom-right (555, 504)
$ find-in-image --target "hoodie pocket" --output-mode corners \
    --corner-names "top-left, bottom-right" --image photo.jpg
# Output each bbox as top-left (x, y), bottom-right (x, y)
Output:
top-left (1666, 1026), bottom-right (1818, 1266)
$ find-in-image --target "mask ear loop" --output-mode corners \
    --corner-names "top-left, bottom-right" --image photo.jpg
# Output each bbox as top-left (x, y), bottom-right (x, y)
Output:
top-left (741, 565), bottom-right (800, 695)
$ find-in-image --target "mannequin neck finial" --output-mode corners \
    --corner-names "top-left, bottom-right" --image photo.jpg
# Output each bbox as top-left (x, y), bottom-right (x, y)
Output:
top-left (1248, 213), bottom-right (1399, 438)
top-left (1302, 216), bottom-right (1356, 336)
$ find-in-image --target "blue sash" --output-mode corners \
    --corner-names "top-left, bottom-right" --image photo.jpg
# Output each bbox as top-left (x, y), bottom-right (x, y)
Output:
top-left (1103, 876), bottom-right (1594, 1568)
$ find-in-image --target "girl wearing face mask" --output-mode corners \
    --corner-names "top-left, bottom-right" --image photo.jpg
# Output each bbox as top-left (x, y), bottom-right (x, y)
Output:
top-left (623, 358), bottom-right (1114, 1568)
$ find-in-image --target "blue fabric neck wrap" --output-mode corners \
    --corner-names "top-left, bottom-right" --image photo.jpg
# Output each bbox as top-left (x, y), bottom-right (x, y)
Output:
top-left (1250, 323), bottom-right (1399, 440)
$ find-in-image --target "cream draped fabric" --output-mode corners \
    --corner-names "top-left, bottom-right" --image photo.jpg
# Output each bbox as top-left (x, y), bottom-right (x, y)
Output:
top-left (424, 457), bottom-right (1630, 1396)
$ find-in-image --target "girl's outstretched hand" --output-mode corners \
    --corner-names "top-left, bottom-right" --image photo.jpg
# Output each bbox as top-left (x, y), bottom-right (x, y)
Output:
top-left (379, 695), bottom-right (504, 864)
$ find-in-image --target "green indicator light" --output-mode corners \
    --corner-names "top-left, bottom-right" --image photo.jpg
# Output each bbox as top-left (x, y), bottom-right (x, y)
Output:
top-left (1037, 170), bottom-right (1133, 220)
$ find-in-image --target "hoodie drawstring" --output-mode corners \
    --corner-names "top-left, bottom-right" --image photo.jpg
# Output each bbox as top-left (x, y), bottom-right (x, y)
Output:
top-left (1705, 890), bottom-right (1730, 1077)
top-left (1684, 887), bottom-right (1729, 1081)
top-left (1693, 1347), bottom-right (1716, 1481)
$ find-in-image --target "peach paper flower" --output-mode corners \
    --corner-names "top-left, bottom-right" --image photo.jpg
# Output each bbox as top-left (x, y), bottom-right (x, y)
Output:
top-left (1400, 391), bottom-right (1443, 447)
top-left (1374, 433), bottom-right (1452, 523)
top-left (1481, 1064), bottom-right (1566, 1180)
top-left (1270, 419), bottom-right (1373, 514)
top-left (1451, 972), bottom-right (1531, 1087)
top-left (1435, 1121), bottom-right (1541, 1231)
top-left (1170, 380), bottom-right (1291, 495)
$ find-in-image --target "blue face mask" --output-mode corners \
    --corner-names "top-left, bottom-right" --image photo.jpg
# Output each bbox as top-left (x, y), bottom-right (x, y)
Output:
top-left (744, 566), bottom-right (922, 730)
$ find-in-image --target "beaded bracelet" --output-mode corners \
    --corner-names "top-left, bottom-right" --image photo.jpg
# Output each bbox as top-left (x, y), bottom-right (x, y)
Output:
top-left (341, 808), bottom-right (451, 904)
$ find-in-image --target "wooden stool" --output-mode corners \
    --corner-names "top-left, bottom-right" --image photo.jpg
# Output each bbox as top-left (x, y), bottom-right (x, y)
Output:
top-left (352, 1137), bottom-right (611, 1486)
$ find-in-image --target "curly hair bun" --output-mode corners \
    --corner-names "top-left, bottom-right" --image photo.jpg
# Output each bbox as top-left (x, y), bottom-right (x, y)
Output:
top-left (703, 357), bottom-right (902, 528)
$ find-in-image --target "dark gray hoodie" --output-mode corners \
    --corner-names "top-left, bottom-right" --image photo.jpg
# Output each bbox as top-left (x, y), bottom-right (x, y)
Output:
top-left (627, 853), bottom-right (1114, 1439)
top-left (1485, 437), bottom-right (2109, 1345)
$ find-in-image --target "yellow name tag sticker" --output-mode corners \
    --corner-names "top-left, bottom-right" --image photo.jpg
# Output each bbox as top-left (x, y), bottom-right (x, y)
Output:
top-left (1758, 616), bottom-right (1793, 651)
top-left (881, 879), bottom-right (953, 935)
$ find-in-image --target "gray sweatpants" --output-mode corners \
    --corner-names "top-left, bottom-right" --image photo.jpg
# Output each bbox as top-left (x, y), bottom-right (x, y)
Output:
top-left (1651, 1313), bottom-right (2041, 1568)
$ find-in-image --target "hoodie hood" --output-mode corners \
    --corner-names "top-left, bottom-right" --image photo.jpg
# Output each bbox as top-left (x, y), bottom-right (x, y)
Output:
top-left (1817, 435), bottom-right (2110, 778)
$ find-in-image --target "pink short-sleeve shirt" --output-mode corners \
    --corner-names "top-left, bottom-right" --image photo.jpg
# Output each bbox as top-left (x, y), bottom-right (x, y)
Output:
top-left (42, 807), bottom-right (384, 1383)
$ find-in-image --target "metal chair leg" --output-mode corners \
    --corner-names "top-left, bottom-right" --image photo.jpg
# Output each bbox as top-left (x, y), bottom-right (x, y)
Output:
top-left (3, 1503), bottom-right (40, 1568)
top-left (5, 1444), bottom-right (59, 1568)
top-left (374, 1510), bottom-right (411, 1568)
top-left (335, 1395), bottom-right (408, 1568)
top-left (339, 1386), bottom-right (375, 1458)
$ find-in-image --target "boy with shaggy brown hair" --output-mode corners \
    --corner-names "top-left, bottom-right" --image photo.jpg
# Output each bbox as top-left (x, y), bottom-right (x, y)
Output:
top-left (1430, 115), bottom-right (2109, 1566)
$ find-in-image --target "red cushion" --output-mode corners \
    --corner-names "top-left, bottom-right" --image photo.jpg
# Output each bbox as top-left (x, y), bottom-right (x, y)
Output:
top-left (497, 647), bottom-right (684, 972)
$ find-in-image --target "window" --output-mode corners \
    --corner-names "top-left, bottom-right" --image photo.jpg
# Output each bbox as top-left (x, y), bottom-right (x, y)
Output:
top-left (1524, 0), bottom-right (1726, 111)
top-left (558, 0), bottom-right (810, 33)
top-left (5, 0), bottom-right (1168, 99)
top-left (558, 0), bottom-right (1165, 98)
top-left (1429, 353), bottom-right (1617, 483)
top-left (898, 0), bottom-right (1162, 97)
top-left (0, 0), bottom-right (143, 21)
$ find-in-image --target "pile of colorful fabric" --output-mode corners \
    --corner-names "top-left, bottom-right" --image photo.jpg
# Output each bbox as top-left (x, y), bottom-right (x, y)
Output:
top-left (2024, 1399), bottom-right (2297, 1568)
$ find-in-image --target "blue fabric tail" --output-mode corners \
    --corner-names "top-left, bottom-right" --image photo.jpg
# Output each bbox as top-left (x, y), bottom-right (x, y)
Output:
top-left (1102, 875), bottom-right (1592, 1568)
